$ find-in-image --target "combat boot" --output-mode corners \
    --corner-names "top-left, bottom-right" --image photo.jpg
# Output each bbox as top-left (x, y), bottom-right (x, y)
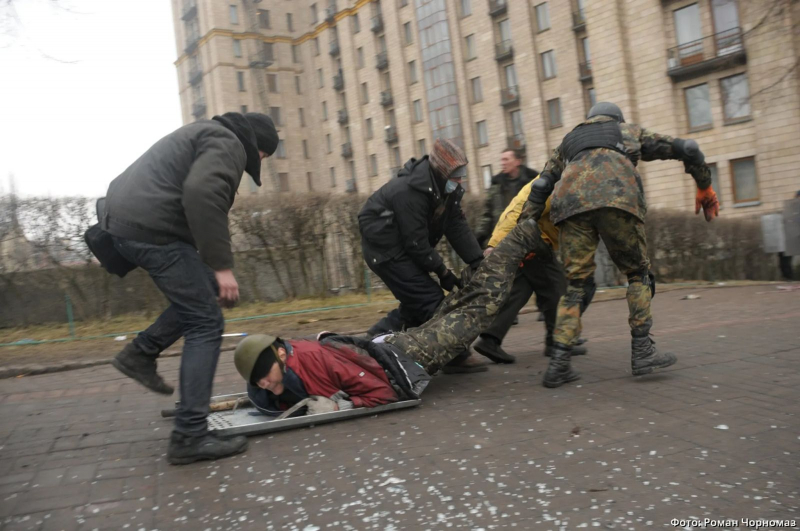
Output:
top-left (542, 343), bottom-right (581, 388)
top-left (544, 339), bottom-right (587, 357)
top-left (167, 431), bottom-right (248, 465)
top-left (111, 343), bottom-right (174, 395)
top-left (631, 333), bottom-right (677, 376)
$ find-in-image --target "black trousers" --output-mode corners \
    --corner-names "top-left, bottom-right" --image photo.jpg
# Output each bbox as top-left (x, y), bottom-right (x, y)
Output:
top-left (367, 253), bottom-right (445, 336)
top-left (481, 256), bottom-right (595, 346)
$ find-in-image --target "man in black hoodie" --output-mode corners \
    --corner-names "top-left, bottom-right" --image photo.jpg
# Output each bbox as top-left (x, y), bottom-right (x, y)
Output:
top-left (103, 112), bottom-right (278, 465)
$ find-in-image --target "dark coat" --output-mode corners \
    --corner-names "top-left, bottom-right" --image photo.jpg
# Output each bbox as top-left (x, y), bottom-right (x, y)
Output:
top-left (358, 156), bottom-right (483, 274)
top-left (474, 166), bottom-right (538, 245)
top-left (102, 118), bottom-right (256, 271)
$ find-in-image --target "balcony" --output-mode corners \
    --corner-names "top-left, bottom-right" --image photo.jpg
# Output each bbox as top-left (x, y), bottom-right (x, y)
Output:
top-left (500, 85), bottom-right (519, 107)
top-left (188, 64), bottom-right (203, 85)
top-left (385, 125), bottom-right (398, 144)
top-left (380, 90), bottom-right (393, 107)
top-left (579, 61), bottom-right (592, 81)
top-left (337, 109), bottom-right (348, 125)
top-left (181, 0), bottom-right (197, 21)
top-left (249, 50), bottom-right (274, 68)
top-left (329, 40), bottom-right (340, 57)
top-left (345, 178), bottom-right (357, 193)
top-left (488, 0), bottom-right (507, 17)
top-left (192, 98), bottom-right (206, 118)
top-left (333, 70), bottom-right (344, 91)
top-left (507, 134), bottom-right (526, 151)
top-left (341, 142), bottom-right (353, 158)
top-left (184, 34), bottom-right (200, 55)
top-left (667, 27), bottom-right (746, 81)
top-left (325, 7), bottom-right (336, 24)
top-left (572, 10), bottom-right (586, 31)
top-left (495, 40), bottom-right (514, 61)
top-left (376, 51), bottom-right (389, 70)
top-left (371, 15), bottom-right (384, 33)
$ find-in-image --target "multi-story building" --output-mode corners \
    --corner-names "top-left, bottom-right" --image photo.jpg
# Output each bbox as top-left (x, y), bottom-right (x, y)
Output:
top-left (171, 0), bottom-right (800, 216)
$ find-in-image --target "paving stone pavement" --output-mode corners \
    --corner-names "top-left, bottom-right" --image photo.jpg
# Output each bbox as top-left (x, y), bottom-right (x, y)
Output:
top-left (0, 285), bottom-right (798, 530)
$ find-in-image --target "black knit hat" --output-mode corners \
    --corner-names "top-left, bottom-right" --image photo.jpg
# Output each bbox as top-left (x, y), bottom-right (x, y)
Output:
top-left (244, 113), bottom-right (279, 156)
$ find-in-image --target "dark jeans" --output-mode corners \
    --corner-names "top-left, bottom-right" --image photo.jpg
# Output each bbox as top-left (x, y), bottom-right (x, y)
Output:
top-left (366, 253), bottom-right (444, 336)
top-left (481, 256), bottom-right (595, 346)
top-left (113, 237), bottom-right (224, 436)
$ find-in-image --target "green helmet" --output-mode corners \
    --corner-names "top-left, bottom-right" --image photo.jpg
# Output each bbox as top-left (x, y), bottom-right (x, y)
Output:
top-left (234, 334), bottom-right (278, 383)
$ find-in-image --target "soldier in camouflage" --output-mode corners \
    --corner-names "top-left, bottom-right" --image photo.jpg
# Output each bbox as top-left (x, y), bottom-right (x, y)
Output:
top-left (519, 102), bottom-right (720, 388)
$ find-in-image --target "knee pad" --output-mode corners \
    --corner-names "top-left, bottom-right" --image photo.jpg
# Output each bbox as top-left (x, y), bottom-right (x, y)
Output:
top-left (565, 280), bottom-right (585, 304)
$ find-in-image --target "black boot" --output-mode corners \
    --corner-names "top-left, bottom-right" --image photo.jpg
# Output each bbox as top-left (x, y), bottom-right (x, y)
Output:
top-left (631, 333), bottom-right (677, 376)
top-left (542, 343), bottom-right (580, 388)
top-left (473, 336), bottom-right (516, 364)
top-left (167, 431), bottom-right (248, 465)
top-left (111, 343), bottom-right (174, 395)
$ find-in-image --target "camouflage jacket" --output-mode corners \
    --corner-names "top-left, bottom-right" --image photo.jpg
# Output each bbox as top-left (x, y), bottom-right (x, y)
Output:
top-left (540, 116), bottom-right (712, 225)
top-left (474, 167), bottom-right (537, 245)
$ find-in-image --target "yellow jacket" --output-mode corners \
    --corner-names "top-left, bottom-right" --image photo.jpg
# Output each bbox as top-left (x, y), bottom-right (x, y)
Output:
top-left (487, 179), bottom-right (560, 250)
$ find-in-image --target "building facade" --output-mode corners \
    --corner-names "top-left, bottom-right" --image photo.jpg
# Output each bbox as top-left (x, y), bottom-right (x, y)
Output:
top-left (171, 0), bottom-right (800, 216)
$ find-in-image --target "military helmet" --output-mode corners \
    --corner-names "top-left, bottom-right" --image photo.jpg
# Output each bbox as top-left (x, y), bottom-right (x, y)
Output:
top-left (234, 334), bottom-right (279, 383)
top-left (587, 102), bottom-right (625, 123)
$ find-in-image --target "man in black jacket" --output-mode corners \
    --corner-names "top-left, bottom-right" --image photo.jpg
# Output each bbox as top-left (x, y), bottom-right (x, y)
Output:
top-left (358, 139), bottom-right (485, 371)
top-left (104, 112), bottom-right (278, 465)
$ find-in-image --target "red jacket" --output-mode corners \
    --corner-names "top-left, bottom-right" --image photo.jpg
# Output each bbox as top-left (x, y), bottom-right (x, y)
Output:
top-left (285, 340), bottom-right (398, 408)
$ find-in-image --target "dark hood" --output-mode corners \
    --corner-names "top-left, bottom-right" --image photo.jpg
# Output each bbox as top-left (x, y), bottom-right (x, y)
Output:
top-left (212, 113), bottom-right (262, 186)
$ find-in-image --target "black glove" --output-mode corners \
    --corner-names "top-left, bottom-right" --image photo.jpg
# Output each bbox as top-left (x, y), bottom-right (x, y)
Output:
top-left (438, 269), bottom-right (461, 292)
top-left (519, 201), bottom-right (546, 223)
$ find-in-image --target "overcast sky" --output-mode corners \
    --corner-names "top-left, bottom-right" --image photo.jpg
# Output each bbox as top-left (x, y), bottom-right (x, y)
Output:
top-left (0, 0), bottom-right (182, 198)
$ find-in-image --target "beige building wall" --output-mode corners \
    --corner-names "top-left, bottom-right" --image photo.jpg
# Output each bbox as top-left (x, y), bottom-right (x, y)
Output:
top-left (171, 0), bottom-right (800, 217)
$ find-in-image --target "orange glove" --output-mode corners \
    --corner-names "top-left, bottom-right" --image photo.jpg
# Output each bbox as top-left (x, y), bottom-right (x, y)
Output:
top-left (695, 186), bottom-right (719, 222)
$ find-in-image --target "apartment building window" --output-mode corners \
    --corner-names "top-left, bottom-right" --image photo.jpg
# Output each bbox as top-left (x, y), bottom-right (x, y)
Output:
top-left (476, 120), bottom-right (488, 146)
top-left (587, 87), bottom-right (597, 109)
top-left (370, 154), bottom-right (378, 176)
top-left (547, 99), bottom-right (562, 128)
top-left (461, 0), bottom-right (471, 17)
top-left (233, 39), bottom-right (242, 58)
top-left (314, 38), bottom-right (320, 56)
top-left (263, 42), bottom-right (274, 62)
top-left (240, 105), bottom-right (248, 114)
top-left (535, 2), bottom-right (550, 32)
top-left (418, 138), bottom-right (426, 156)
top-left (330, 167), bottom-right (336, 188)
top-left (258, 9), bottom-right (270, 29)
top-left (582, 37), bottom-right (591, 64)
top-left (267, 73), bottom-right (279, 93)
top-left (326, 134), bottom-right (332, 153)
top-left (357, 47), bottom-right (365, 68)
top-left (307, 172), bottom-right (314, 191)
top-left (404, 22), bottom-right (413, 45)
top-left (708, 163), bottom-right (721, 206)
top-left (295, 76), bottom-right (302, 94)
top-left (303, 140), bottom-right (309, 159)
top-left (366, 118), bottom-right (374, 139)
top-left (318, 68), bottom-right (324, 88)
top-left (541, 50), bottom-right (557, 79)
top-left (465, 35), bottom-right (476, 60)
top-left (393, 147), bottom-right (402, 167)
top-left (361, 82), bottom-right (369, 103)
top-left (352, 12), bottom-right (361, 33)
top-left (400, 0), bottom-right (408, 6)
top-left (413, 99), bottom-right (423, 122)
top-left (292, 44), bottom-right (300, 63)
top-left (685, 83), bottom-right (712, 130)
top-left (721, 74), bottom-right (751, 123)
top-left (311, 3), bottom-right (318, 24)
top-left (299, 108), bottom-right (306, 127)
top-left (275, 139), bottom-right (286, 158)
top-left (322, 101), bottom-right (328, 120)
top-left (731, 157), bottom-right (759, 204)
top-left (471, 77), bottom-right (483, 103)
top-left (350, 161), bottom-right (357, 183)
top-left (511, 109), bottom-right (524, 137)
top-left (270, 107), bottom-right (282, 126)
top-left (237, 71), bottom-right (246, 91)
top-left (674, 4), bottom-right (702, 62)
top-left (408, 60), bottom-right (418, 83)
top-left (230, 5), bottom-right (239, 25)
top-left (482, 165), bottom-right (493, 189)
top-left (287, 13), bottom-right (293, 32)
top-left (504, 63), bottom-right (517, 90)
top-left (498, 19), bottom-right (512, 42)
top-left (278, 173), bottom-right (290, 192)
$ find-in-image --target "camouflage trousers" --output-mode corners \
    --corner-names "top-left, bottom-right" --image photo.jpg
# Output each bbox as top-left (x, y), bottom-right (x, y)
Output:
top-left (553, 208), bottom-right (652, 346)
top-left (386, 219), bottom-right (552, 374)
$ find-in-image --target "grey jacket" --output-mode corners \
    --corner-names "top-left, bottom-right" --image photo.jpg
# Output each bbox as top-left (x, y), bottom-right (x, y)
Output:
top-left (103, 120), bottom-right (246, 270)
